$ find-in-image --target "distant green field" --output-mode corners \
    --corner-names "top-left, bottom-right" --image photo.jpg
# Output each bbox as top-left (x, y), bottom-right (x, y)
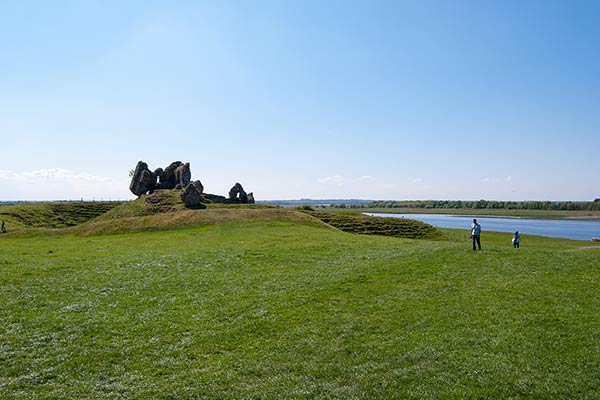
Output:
top-left (1, 200), bottom-right (600, 399)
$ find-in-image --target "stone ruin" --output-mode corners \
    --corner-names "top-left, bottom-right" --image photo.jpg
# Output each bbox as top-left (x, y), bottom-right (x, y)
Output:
top-left (129, 160), bottom-right (255, 209)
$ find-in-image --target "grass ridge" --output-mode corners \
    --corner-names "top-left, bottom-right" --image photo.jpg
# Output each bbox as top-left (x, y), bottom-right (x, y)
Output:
top-left (305, 211), bottom-right (442, 240)
top-left (0, 202), bottom-right (122, 229)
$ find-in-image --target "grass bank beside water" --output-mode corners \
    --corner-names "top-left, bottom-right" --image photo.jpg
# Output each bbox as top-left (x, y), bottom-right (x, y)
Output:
top-left (1, 202), bottom-right (599, 399)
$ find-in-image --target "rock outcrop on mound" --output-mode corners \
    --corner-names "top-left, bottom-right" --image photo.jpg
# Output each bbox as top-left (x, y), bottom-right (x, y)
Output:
top-left (229, 182), bottom-right (249, 203)
top-left (129, 161), bottom-right (157, 197)
top-left (129, 160), bottom-right (255, 208)
top-left (181, 183), bottom-right (206, 209)
top-left (157, 162), bottom-right (191, 190)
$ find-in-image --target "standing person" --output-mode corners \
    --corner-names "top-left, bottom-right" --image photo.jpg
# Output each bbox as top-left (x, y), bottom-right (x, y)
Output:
top-left (471, 218), bottom-right (481, 250)
top-left (1, 220), bottom-right (5, 233)
top-left (512, 231), bottom-right (520, 248)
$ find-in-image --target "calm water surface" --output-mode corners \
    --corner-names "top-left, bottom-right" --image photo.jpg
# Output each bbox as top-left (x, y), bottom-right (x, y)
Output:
top-left (366, 213), bottom-right (600, 241)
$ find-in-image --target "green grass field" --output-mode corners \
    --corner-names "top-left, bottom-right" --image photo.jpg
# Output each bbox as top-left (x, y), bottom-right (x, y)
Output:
top-left (1, 199), bottom-right (600, 399)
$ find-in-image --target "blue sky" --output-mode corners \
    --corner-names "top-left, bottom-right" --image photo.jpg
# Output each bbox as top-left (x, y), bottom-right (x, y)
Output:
top-left (1, 0), bottom-right (598, 201)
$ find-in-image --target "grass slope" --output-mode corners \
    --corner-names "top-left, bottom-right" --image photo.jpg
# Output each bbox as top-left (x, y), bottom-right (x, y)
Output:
top-left (0, 202), bottom-right (122, 229)
top-left (73, 191), bottom-right (318, 236)
top-left (0, 192), bottom-right (441, 240)
top-left (72, 208), bottom-right (329, 237)
top-left (1, 219), bottom-right (599, 399)
top-left (305, 211), bottom-right (442, 240)
top-left (0, 191), bottom-right (284, 237)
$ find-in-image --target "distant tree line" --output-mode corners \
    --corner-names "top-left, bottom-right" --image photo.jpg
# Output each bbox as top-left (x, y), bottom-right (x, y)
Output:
top-left (261, 199), bottom-right (371, 208)
top-left (363, 199), bottom-right (600, 211)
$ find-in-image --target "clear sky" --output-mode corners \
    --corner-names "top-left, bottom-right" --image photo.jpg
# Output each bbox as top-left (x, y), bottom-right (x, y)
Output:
top-left (1, 0), bottom-right (598, 201)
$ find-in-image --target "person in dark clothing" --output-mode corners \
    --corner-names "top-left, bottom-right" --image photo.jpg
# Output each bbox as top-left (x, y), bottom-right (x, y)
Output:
top-left (470, 218), bottom-right (481, 250)
top-left (512, 231), bottom-right (520, 248)
top-left (1, 220), bottom-right (5, 233)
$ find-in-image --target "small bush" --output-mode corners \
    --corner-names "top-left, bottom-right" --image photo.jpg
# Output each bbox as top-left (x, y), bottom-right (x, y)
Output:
top-left (294, 205), bottom-right (315, 211)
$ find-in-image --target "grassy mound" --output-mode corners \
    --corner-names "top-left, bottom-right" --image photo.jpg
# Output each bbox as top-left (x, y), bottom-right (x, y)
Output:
top-left (305, 211), bottom-right (442, 239)
top-left (97, 189), bottom-right (277, 221)
top-left (0, 190), bottom-right (287, 237)
top-left (68, 189), bottom-right (294, 236)
top-left (80, 203), bottom-right (441, 238)
top-left (0, 192), bottom-right (442, 240)
top-left (73, 208), bottom-right (329, 236)
top-left (0, 201), bottom-right (122, 229)
top-left (95, 190), bottom-right (185, 220)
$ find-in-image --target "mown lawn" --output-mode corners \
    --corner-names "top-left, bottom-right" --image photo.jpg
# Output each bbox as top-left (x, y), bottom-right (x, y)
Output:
top-left (1, 220), bottom-right (599, 399)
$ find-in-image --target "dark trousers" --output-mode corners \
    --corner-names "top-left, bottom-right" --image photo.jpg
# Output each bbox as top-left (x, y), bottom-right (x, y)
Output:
top-left (472, 235), bottom-right (481, 250)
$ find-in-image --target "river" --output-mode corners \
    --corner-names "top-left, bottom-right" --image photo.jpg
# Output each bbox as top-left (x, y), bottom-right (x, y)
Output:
top-left (365, 213), bottom-right (600, 241)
